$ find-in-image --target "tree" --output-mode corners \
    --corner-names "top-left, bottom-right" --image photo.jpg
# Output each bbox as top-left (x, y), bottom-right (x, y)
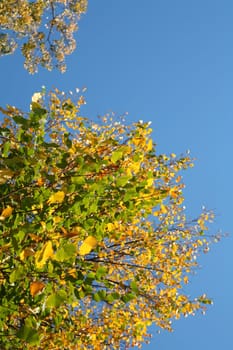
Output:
top-left (0, 0), bottom-right (87, 73)
top-left (0, 90), bottom-right (219, 349)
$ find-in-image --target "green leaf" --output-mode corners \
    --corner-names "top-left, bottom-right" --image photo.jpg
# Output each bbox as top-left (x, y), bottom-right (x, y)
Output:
top-left (3, 142), bottom-right (10, 157)
top-left (105, 292), bottom-right (120, 303)
top-left (17, 318), bottom-right (39, 345)
top-left (72, 176), bottom-right (85, 185)
top-left (116, 175), bottom-right (132, 187)
top-left (93, 290), bottom-right (107, 302)
top-left (64, 133), bottom-right (72, 148)
top-left (198, 296), bottom-right (212, 305)
top-left (121, 292), bottom-right (136, 303)
top-left (111, 151), bottom-right (123, 163)
top-left (55, 243), bottom-right (76, 262)
top-left (9, 266), bottom-right (24, 283)
top-left (46, 290), bottom-right (67, 308)
top-left (130, 280), bottom-right (139, 294)
top-left (96, 266), bottom-right (108, 280)
top-left (13, 115), bottom-right (29, 128)
top-left (30, 105), bottom-right (47, 117)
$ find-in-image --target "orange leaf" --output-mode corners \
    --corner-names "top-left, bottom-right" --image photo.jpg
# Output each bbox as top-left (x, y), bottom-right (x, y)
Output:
top-left (0, 206), bottom-right (13, 220)
top-left (30, 281), bottom-right (45, 297)
top-left (37, 178), bottom-right (44, 186)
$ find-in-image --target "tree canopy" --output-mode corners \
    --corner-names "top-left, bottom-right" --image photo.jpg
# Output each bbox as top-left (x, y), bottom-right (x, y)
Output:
top-left (0, 90), bottom-right (219, 349)
top-left (0, 0), bottom-right (87, 73)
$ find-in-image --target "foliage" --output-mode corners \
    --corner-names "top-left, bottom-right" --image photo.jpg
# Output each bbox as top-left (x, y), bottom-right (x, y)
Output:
top-left (0, 0), bottom-right (87, 73)
top-left (0, 90), bottom-right (219, 349)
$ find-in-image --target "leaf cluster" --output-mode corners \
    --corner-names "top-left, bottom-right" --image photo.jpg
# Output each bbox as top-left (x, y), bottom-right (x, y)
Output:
top-left (0, 91), bottom-right (218, 349)
top-left (0, 0), bottom-right (87, 73)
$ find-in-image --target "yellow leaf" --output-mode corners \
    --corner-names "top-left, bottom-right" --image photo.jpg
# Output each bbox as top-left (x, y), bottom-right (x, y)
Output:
top-left (147, 139), bottom-right (153, 151)
top-left (47, 191), bottom-right (65, 204)
top-left (29, 234), bottom-right (42, 242)
top-left (146, 178), bottom-right (154, 188)
top-left (169, 187), bottom-right (179, 199)
top-left (128, 161), bottom-right (141, 174)
top-left (68, 268), bottom-right (77, 278)
top-left (40, 221), bottom-right (46, 231)
top-left (35, 241), bottom-right (54, 268)
top-left (30, 281), bottom-right (45, 297)
top-left (79, 236), bottom-right (97, 256)
top-left (160, 204), bottom-right (168, 214)
top-left (107, 223), bottom-right (115, 232)
top-left (53, 216), bottom-right (62, 224)
top-left (0, 206), bottom-right (13, 220)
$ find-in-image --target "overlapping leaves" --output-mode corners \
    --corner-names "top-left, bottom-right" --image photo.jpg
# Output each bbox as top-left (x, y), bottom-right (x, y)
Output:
top-left (0, 90), bottom-right (218, 349)
top-left (0, 0), bottom-right (88, 73)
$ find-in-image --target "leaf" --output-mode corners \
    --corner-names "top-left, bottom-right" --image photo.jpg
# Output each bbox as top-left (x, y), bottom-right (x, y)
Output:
top-left (0, 168), bottom-right (14, 184)
top-left (79, 236), bottom-right (97, 256)
top-left (20, 248), bottom-right (34, 261)
top-left (0, 206), bottom-right (13, 220)
top-left (198, 295), bottom-right (213, 305)
top-left (160, 204), bottom-right (168, 214)
top-left (116, 175), bottom-right (132, 187)
top-left (17, 318), bottom-right (39, 345)
top-left (93, 290), bottom-right (107, 302)
top-left (30, 281), bottom-right (45, 297)
top-left (96, 266), bottom-right (108, 280)
top-left (55, 243), bottom-right (76, 262)
top-left (128, 161), bottom-right (141, 174)
top-left (106, 223), bottom-right (115, 232)
top-left (146, 178), bottom-right (154, 188)
top-left (37, 178), bottom-right (44, 186)
top-left (9, 266), bottom-right (24, 283)
top-left (35, 241), bottom-right (54, 269)
top-left (13, 115), bottom-right (29, 129)
top-left (147, 139), bottom-right (153, 151)
top-left (121, 292), bottom-right (136, 303)
top-left (47, 191), bottom-right (65, 204)
top-left (111, 151), bottom-right (123, 163)
top-left (130, 280), bottom-right (139, 294)
top-left (2, 141), bottom-right (11, 157)
top-left (46, 290), bottom-right (67, 308)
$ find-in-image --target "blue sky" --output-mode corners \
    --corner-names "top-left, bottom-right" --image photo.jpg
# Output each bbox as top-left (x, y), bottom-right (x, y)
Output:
top-left (0, 1), bottom-right (232, 349)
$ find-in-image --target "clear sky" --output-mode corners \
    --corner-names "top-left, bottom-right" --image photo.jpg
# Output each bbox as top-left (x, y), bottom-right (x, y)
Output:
top-left (0, 1), bottom-right (232, 349)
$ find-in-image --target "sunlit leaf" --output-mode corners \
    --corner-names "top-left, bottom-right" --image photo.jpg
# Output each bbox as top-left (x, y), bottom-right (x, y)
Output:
top-left (47, 191), bottom-right (65, 204)
top-left (79, 236), bottom-right (98, 256)
top-left (111, 150), bottom-right (123, 163)
top-left (0, 90), bottom-right (220, 349)
top-left (147, 139), bottom-right (153, 151)
top-left (30, 281), bottom-right (45, 297)
top-left (35, 241), bottom-right (54, 268)
top-left (0, 206), bottom-right (13, 220)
